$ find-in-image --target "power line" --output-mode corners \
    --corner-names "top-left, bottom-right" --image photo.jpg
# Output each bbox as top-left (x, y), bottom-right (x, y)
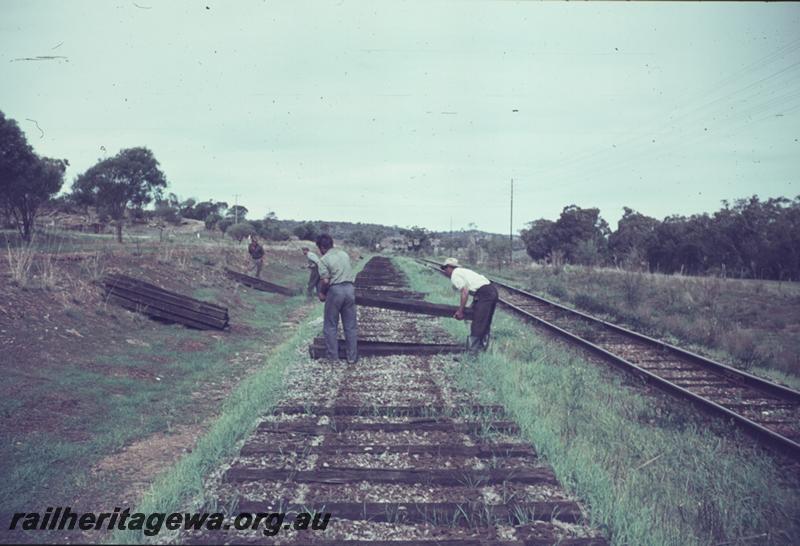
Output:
top-left (523, 39), bottom-right (800, 181)
top-left (527, 58), bottom-right (800, 189)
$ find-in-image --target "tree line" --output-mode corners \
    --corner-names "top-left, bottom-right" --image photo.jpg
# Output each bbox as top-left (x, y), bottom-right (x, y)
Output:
top-left (0, 109), bottom-right (296, 243)
top-left (1, 109), bottom-right (422, 248)
top-left (5, 108), bottom-right (797, 277)
top-left (1, 111), bottom-right (68, 241)
top-left (520, 198), bottom-right (800, 280)
top-left (2, 110), bottom-right (170, 242)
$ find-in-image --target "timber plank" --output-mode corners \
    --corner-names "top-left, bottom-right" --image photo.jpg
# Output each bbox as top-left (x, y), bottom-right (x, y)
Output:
top-left (224, 467), bottom-right (559, 486)
top-left (355, 288), bottom-right (428, 300)
top-left (256, 420), bottom-right (520, 434)
top-left (230, 500), bottom-right (583, 524)
top-left (186, 538), bottom-right (604, 546)
top-left (308, 339), bottom-right (464, 359)
top-left (239, 442), bottom-right (535, 458)
top-left (270, 404), bottom-right (506, 416)
top-left (355, 293), bottom-right (474, 319)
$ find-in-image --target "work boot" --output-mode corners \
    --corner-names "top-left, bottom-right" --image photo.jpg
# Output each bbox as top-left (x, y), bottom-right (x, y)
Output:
top-left (466, 335), bottom-right (482, 355)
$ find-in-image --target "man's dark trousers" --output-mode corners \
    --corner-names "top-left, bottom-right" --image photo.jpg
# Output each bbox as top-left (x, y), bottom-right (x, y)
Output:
top-left (470, 283), bottom-right (499, 351)
top-left (323, 282), bottom-right (358, 362)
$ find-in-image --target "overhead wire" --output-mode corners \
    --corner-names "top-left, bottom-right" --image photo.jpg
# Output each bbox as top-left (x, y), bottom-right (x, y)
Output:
top-left (525, 57), bottom-right (800, 189)
top-left (521, 38), bottom-right (800, 182)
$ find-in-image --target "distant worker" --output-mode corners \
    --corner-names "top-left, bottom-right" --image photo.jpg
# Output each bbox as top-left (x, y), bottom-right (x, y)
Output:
top-left (316, 234), bottom-right (358, 364)
top-left (441, 257), bottom-right (499, 354)
top-left (302, 247), bottom-right (321, 299)
top-left (248, 234), bottom-right (265, 278)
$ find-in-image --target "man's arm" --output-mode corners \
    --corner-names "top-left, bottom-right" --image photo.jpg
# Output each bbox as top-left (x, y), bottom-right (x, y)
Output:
top-left (454, 287), bottom-right (469, 320)
top-left (319, 277), bottom-right (331, 297)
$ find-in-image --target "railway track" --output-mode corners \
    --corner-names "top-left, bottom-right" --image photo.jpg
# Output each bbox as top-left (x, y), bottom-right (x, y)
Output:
top-left (418, 258), bottom-right (800, 461)
top-left (184, 256), bottom-right (605, 545)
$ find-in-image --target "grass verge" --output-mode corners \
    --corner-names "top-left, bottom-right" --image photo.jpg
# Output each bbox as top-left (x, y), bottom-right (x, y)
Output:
top-left (111, 252), bottom-right (370, 543)
top-left (112, 304), bottom-right (323, 544)
top-left (0, 288), bottom-right (307, 516)
top-left (396, 257), bottom-right (800, 545)
top-left (473, 262), bottom-right (800, 388)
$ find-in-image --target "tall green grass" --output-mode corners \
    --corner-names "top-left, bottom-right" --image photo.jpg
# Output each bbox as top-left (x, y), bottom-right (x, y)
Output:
top-left (396, 257), bottom-right (800, 545)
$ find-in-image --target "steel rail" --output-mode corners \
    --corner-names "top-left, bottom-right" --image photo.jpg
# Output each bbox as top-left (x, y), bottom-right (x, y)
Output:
top-left (415, 258), bottom-right (800, 459)
top-left (493, 279), bottom-right (800, 403)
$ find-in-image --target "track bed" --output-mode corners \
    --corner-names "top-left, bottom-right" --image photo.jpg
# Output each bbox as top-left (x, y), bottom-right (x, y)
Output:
top-left (181, 257), bottom-right (605, 545)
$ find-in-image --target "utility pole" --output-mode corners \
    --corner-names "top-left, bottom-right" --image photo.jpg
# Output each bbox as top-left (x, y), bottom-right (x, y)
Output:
top-left (449, 216), bottom-right (453, 254)
top-left (233, 194), bottom-right (241, 224)
top-left (509, 178), bottom-right (514, 266)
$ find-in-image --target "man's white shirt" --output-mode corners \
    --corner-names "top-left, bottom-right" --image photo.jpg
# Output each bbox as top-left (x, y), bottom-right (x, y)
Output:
top-left (450, 267), bottom-right (490, 293)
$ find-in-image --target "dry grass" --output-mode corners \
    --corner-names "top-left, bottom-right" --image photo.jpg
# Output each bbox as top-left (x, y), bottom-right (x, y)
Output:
top-left (4, 239), bottom-right (36, 286)
top-left (36, 250), bottom-right (59, 290)
top-left (80, 250), bottom-right (109, 282)
top-left (4, 231), bottom-right (64, 289)
top-left (477, 262), bottom-right (800, 385)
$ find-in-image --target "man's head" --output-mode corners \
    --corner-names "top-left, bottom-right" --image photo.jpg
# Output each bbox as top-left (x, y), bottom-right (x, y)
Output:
top-left (440, 257), bottom-right (459, 277)
top-left (301, 247), bottom-right (309, 255)
top-left (316, 233), bottom-right (334, 255)
top-left (250, 234), bottom-right (258, 243)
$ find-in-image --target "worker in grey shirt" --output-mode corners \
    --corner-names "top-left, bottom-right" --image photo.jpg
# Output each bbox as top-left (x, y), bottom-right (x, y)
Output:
top-left (302, 247), bottom-right (321, 299)
top-left (316, 234), bottom-right (358, 364)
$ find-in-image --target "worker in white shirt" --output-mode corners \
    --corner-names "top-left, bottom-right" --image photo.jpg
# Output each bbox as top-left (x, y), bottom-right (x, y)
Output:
top-left (440, 257), bottom-right (499, 354)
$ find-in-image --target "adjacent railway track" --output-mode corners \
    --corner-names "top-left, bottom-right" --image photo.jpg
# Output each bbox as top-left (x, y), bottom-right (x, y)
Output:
top-left (418, 258), bottom-right (800, 461)
top-left (184, 256), bottom-right (605, 545)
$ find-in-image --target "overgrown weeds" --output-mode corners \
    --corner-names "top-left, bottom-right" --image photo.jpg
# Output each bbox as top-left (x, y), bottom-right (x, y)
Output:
top-left (468, 260), bottom-right (799, 386)
top-left (4, 236), bottom-right (36, 286)
top-left (4, 230), bottom-right (63, 289)
top-left (81, 250), bottom-right (109, 282)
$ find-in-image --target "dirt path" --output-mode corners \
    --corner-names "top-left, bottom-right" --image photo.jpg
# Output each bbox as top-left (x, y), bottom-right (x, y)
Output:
top-left (183, 258), bottom-right (605, 545)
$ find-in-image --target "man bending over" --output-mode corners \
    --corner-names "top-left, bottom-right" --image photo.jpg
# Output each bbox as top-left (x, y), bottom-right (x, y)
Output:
top-left (441, 257), bottom-right (498, 354)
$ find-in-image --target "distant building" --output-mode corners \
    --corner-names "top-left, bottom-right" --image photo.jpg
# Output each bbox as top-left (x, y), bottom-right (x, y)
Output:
top-left (380, 236), bottom-right (408, 253)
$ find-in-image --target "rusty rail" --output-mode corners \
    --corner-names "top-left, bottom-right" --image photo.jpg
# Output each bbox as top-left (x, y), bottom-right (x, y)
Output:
top-left (103, 273), bottom-right (228, 330)
top-left (224, 268), bottom-right (299, 296)
top-left (417, 258), bottom-right (800, 460)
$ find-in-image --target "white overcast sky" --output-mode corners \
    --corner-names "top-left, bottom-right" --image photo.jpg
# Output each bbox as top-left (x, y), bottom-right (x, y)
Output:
top-left (1, 1), bottom-right (798, 233)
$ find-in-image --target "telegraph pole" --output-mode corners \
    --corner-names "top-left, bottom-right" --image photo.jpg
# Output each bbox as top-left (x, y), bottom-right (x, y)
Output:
top-left (509, 178), bottom-right (514, 266)
top-left (449, 216), bottom-right (453, 253)
top-left (233, 194), bottom-right (241, 224)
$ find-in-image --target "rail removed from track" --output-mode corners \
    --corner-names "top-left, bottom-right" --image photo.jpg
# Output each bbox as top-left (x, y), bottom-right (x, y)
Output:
top-left (183, 256), bottom-right (606, 545)
top-left (417, 258), bottom-right (800, 461)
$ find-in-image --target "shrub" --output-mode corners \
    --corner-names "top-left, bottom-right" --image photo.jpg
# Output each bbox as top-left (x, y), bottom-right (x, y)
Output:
top-left (547, 249), bottom-right (565, 274)
top-left (545, 280), bottom-right (568, 300)
top-left (723, 328), bottom-right (766, 371)
top-left (573, 291), bottom-right (613, 316)
top-left (227, 222), bottom-right (256, 242)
